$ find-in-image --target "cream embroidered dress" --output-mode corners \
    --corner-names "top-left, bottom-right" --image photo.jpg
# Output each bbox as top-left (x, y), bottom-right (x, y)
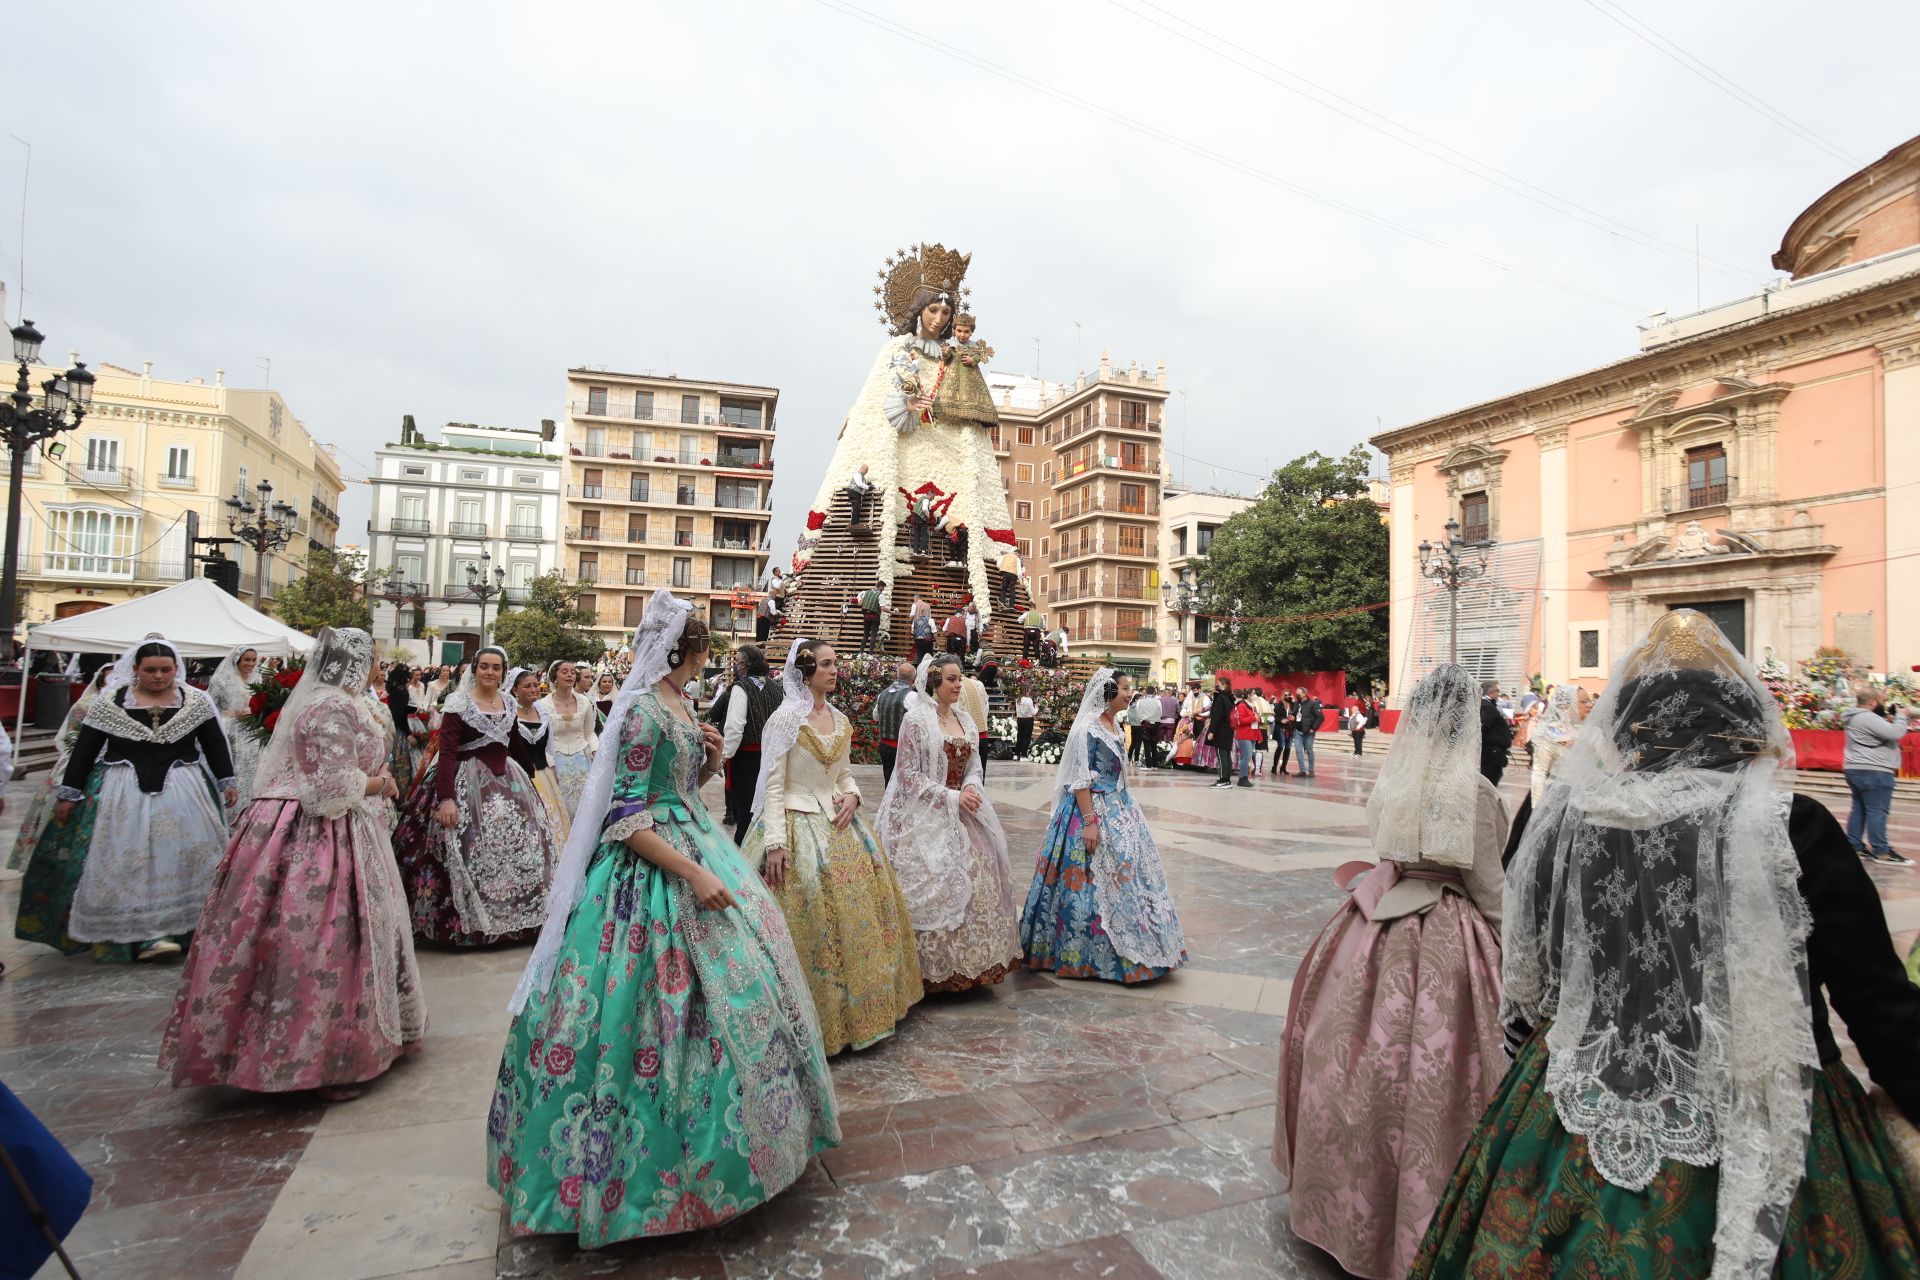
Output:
top-left (536, 690), bottom-right (598, 819)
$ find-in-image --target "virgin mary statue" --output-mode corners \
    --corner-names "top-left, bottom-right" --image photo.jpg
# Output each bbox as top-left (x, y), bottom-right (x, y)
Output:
top-left (795, 243), bottom-right (1016, 617)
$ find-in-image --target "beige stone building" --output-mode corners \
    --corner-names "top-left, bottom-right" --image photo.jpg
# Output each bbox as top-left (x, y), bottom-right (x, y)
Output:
top-left (560, 369), bottom-right (776, 646)
top-left (981, 354), bottom-right (1169, 674)
top-left (1, 358), bottom-right (344, 629)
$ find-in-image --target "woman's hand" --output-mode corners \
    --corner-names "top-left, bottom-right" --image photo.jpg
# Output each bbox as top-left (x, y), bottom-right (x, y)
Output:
top-left (222, 784), bottom-right (239, 809)
top-left (831, 792), bottom-right (858, 829)
top-left (53, 799), bottom-right (76, 824)
top-left (435, 800), bottom-right (459, 828)
top-left (1081, 815), bottom-right (1101, 854)
top-left (908, 394), bottom-right (933, 413)
top-left (959, 785), bottom-right (983, 814)
top-left (762, 846), bottom-right (789, 890)
top-left (689, 867), bottom-right (738, 911)
top-left (699, 723), bottom-right (724, 774)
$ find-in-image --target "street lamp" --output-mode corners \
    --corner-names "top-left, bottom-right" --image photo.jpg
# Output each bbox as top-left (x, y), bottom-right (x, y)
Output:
top-left (466, 552), bottom-right (506, 648)
top-left (378, 576), bottom-right (431, 643)
top-left (0, 319), bottom-right (94, 663)
top-left (225, 478), bottom-right (302, 609)
top-left (1160, 577), bottom-right (1203, 684)
top-left (1417, 518), bottom-right (1495, 664)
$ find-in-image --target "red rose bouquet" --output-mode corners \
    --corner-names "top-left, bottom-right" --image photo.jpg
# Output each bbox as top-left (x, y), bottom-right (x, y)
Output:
top-left (241, 659), bottom-right (307, 744)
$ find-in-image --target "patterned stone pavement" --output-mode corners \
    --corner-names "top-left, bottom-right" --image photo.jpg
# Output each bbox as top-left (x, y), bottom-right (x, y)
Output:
top-left (3, 747), bottom-right (1916, 1280)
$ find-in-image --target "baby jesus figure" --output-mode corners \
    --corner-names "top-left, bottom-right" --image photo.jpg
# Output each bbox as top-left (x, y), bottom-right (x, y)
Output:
top-left (937, 313), bottom-right (1000, 432)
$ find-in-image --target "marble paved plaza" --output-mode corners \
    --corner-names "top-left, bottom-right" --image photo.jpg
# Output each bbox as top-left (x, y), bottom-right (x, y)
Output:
top-left (4, 752), bottom-right (1917, 1280)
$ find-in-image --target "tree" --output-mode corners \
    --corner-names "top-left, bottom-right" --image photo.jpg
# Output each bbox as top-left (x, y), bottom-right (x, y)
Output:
top-left (489, 570), bottom-right (605, 667)
top-left (1196, 447), bottom-right (1391, 684)
top-left (272, 545), bottom-right (374, 635)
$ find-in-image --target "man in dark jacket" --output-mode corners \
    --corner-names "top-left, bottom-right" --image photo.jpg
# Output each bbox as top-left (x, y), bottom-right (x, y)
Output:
top-left (1479, 680), bottom-right (1514, 786)
top-left (721, 646), bottom-right (784, 842)
top-left (872, 660), bottom-right (915, 785)
top-left (1292, 688), bottom-right (1323, 777)
top-left (1208, 679), bottom-right (1237, 788)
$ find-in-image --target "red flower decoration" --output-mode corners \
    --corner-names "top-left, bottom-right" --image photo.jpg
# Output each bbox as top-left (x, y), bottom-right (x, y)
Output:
top-left (709, 1036), bottom-right (723, 1067)
top-left (985, 527), bottom-right (1015, 544)
top-left (600, 1179), bottom-right (625, 1213)
top-left (496, 1154), bottom-right (514, 1184)
top-left (277, 669), bottom-right (304, 689)
top-left (262, 710), bottom-right (280, 731)
top-left (598, 920), bottom-right (616, 953)
top-left (627, 921), bottom-right (646, 954)
top-left (528, 1037), bottom-right (545, 1067)
top-left (634, 1046), bottom-right (661, 1077)
top-left (558, 1175), bottom-right (584, 1208)
top-left (544, 1044), bottom-right (576, 1076)
top-left (656, 947), bottom-right (691, 994)
top-left (805, 510), bottom-right (825, 531)
top-left (625, 743), bottom-right (654, 772)
top-left (248, 691), bottom-right (268, 714)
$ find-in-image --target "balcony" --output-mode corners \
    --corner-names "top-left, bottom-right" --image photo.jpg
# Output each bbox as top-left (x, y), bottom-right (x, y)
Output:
top-left (5, 451), bottom-right (40, 477)
top-left (1663, 475), bottom-right (1737, 514)
top-left (625, 570), bottom-right (648, 585)
top-left (501, 586), bottom-right (532, 605)
top-left (157, 471), bottom-right (197, 489)
top-left (578, 484), bottom-right (604, 499)
top-left (390, 517), bottom-right (432, 534)
top-left (1054, 493), bottom-right (1160, 524)
top-left (309, 495), bottom-right (341, 525)
top-left (712, 492), bottom-right (768, 511)
top-left (448, 521), bottom-right (488, 537)
top-left (505, 524), bottom-right (545, 541)
top-left (80, 465), bottom-right (129, 489)
top-left (569, 400), bottom-right (774, 432)
top-left (1053, 412), bottom-right (1161, 444)
top-left (11, 553), bottom-right (191, 584)
top-left (1049, 536), bottom-right (1159, 565)
top-left (566, 482), bottom-right (654, 504)
top-left (715, 448), bottom-right (770, 469)
top-left (1048, 574), bottom-right (1160, 605)
top-left (1059, 623), bottom-right (1161, 645)
top-left (1054, 455), bottom-right (1157, 488)
top-left (575, 568), bottom-right (601, 584)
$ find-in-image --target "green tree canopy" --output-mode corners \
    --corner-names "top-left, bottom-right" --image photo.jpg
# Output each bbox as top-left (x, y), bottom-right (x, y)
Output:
top-left (489, 570), bottom-right (606, 667)
top-left (1195, 447), bottom-right (1390, 684)
top-left (272, 545), bottom-right (375, 635)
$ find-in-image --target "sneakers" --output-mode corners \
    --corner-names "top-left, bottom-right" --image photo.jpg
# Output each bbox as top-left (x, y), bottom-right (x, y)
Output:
top-left (1236, 779), bottom-right (1253, 788)
top-left (1880, 849), bottom-right (1914, 866)
top-left (1208, 779), bottom-right (1231, 789)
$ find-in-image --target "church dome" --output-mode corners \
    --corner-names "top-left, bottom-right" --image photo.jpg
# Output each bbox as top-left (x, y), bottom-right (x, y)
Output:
top-left (1773, 133), bottom-right (1920, 277)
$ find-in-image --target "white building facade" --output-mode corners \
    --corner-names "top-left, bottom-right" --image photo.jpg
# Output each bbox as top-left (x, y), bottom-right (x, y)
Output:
top-left (1155, 484), bottom-right (1253, 684)
top-left (366, 419), bottom-right (563, 658)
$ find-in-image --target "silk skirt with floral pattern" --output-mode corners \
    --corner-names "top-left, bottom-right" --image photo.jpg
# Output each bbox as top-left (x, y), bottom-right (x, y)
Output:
top-left (392, 754), bottom-right (552, 945)
top-left (741, 807), bottom-right (923, 1054)
top-left (1274, 881), bottom-right (1506, 1280)
top-left (1410, 1029), bottom-right (1920, 1279)
top-left (161, 797), bottom-right (428, 1091)
top-left (486, 806), bottom-right (839, 1245)
top-left (1018, 787), bottom-right (1186, 984)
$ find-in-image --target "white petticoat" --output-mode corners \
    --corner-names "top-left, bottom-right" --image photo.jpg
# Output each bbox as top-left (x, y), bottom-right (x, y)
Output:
top-left (68, 761), bottom-right (230, 942)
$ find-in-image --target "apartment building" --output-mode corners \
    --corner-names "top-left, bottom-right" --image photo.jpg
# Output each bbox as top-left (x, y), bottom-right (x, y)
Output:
top-left (1, 358), bottom-right (345, 628)
top-left (1157, 484), bottom-right (1255, 683)
top-left (366, 418), bottom-right (563, 653)
top-left (982, 354), bottom-right (1169, 674)
top-left (561, 369), bottom-right (775, 645)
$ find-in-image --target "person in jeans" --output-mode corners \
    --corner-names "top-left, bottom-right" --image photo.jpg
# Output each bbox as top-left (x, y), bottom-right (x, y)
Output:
top-left (1015, 691), bottom-right (1037, 759)
top-left (1208, 679), bottom-right (1237, 788)
top-left (1841, 688), bottom-right (1911, 864)
top-left (857, 579), bottom-right (885, 652)
top-left (1157, 686), bottom-right (1179, 769)
top-left (1347, 702), bottom-right (1368, 755)
top-left (1230, 690), bottom-right (1259, 787)
top-left (1271, 694), bottom-right (1297, 776)
top-left (1293, 688), bottom-right (1323, 778)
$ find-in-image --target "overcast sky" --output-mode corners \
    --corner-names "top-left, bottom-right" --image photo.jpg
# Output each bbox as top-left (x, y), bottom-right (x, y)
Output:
top-left (5, 1), bottom-right (1915, 558)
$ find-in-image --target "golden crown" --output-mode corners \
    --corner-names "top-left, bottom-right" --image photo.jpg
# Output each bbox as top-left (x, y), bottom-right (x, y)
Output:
top-left (872, 242), bottom-right (973, 331)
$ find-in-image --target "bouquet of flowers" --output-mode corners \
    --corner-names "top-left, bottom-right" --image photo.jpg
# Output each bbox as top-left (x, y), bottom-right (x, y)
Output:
top-left (242, 660), bottom-right (307, 743)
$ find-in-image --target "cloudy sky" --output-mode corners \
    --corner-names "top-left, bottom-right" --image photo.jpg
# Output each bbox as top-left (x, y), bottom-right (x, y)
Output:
top-left (5, 0), bottom-right (1914, 557)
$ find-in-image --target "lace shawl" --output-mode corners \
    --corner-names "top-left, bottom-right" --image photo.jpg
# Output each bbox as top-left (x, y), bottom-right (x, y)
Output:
top-left (1366, 663), bottom-right (1482, 868)
top-left (875, 694), bottom-right (1002, 932)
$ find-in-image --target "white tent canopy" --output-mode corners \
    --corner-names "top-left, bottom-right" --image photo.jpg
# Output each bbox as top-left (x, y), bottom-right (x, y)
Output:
top-left (24, 577), bottom-right (315, 659)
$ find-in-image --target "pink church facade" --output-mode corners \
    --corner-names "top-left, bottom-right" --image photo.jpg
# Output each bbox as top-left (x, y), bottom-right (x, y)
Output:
top-left (1373, 134), bottom-right (1920, 693)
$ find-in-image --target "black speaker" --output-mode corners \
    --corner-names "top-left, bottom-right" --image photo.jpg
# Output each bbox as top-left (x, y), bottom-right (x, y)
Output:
top-left (203, 556), bottom-right (241, 596)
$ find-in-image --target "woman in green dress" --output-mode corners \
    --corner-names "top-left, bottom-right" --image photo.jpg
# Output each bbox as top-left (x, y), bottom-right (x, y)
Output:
top-left (489, 590), bottom-right (838, 1245)
top-left (1413, 610), bottom-right (1920, 1280)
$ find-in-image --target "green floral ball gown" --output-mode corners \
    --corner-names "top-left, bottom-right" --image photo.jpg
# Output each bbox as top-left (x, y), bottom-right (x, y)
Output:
top-left (487, 692), bottom-right (839, 1244)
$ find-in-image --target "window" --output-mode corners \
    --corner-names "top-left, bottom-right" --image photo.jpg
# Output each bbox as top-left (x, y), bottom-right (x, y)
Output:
top-left (1118, 483), bottom-right (1145, 513)
top-left (680, 394), bottom-right (701, 425)
top-left (632, 430), bottom-right (651, 457)
top-left (1118, 568), bottom-right (1143, 599)
top-left (633, 391), bottom-right (654, 420)
top-left (586, 386), bottom-right (608, 415)
top-left (83, 437), bottom-right (120, 478)
top-left (164, 445), bottom-right (193, 483)
top-left (1579, 629), bottom-right (1601, 670)
top-left (1196, 524), bottom-right (1216, 555)
top-left (719, 398), bottom-right (764, 429)
top-left (1193, 615), bottom-right (1212, 643)
top-left (403, 465), bottom-right (427, 477)
top-left (714, 520), bottom-right (753, 549)
top-left (577, 553), bottom-right (598, 582)
top-left (584, 427), bottom-right (607, 457)
top-left (1015, 501), bottom-right (1032, 520)
top-left (1040, 537), bottom-right (1050, 555)
top-left (1174, 527), bottom-right (1188, 557)
top-left (1016, 463), bottom-right (1033, 483)
top-left (678, 433), bottom-right (699, 464)
top-left (396, 553), bottom-right (424, 585)
top-left (1042, 462), bottom-right (1053, 483)
top-left (510, 502), bottom-right (538, 532)
top-left (515, 472), bottom-right (539, 486)
top-left (711, 558), bottom-right (755, 589)
top-left (672, 556), bottom-right (692, 589)
top-left (674, 516), bottom-right (694, 547)
top-left (1121, 441), bottom-right (1146, 470)
top-left (581, 468), bottom-right (603, 499)
top-left (1042, 498), bottom-right (1051, 519)
top-left (460, 468), bottom-right (485, 481)
top-left (1118, 524), bottom-right (1145, 555)
top-left (579, 510), bottom-right (603, 540)
top-left (1016, 539), bottom-right (1031, 558)
top-left (676, 476), bottom-right (697, 506)
top-left (509, 561), bottom-right (535, 587)
top-left (625, 555), bottom-right (647, 585)
top-left (237, 464), bottom-right (249, 493)
top-left (1116, 607), bottom-right (1147, 636)
top-left (1460, 491), bottom-right (1490, 544)
top-left (629, 474), bottom-right (651, 502)
top-left (1120, 399), bottom-right (1149, 428)
top-left (455, 497), bottom-right (482, 534)
top-left (1685, 445), bottom-right (1728, 508)
top-left (577, 592), bottom-right (598, 618)
top-left (1040, 575), bottom-right (1050, 593)
top-left (45, 507), bottom-right (137, 575)
top-left (623, 594), bottom-right (649, 627)
top-left (1017, 427), bottom-right (1034, 446)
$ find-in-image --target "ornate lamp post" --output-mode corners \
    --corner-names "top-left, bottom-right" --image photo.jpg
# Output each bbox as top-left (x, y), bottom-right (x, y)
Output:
top-left (1417, 518), bottom-right (1494, 663)
top-left (378, 576), bottom-right (431, 643)
top-left (225, 478), bottom-right (301, 610)
top-left (1, 320), bottom-right (95, 663)
top-left (1160, 577), bottom-right (1203, 684)
top-left (466, 552), bottom-right (506, 649)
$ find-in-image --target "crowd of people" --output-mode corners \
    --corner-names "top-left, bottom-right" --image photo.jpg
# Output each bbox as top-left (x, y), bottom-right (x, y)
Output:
top-left (6, 602), bottom-right (1918, 1274)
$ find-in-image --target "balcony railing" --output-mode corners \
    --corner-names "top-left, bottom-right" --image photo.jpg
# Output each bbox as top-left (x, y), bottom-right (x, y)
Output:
top-left (309, 495), bottom-right (340, 524)
top-left (625, 570), bottom-right (648, 585)
top-left (578, 484), bottom-right (604, 499)
top-left (1055, 493), bottom-right (1160, 522)
top-left (448, 521), bottom-right (488, 537)
top-left (157, 471), bottom-right (196, 489)
top-left (11, 554), bottom-right (191, 583)
top-left (505, 524), bottom-right (544, 541)
top-left (567, 483), bottom-right (653, 503)
top-left (1052, 412), bottom-right (1161, 444)
top-left (575, 568), bottom-right (601, 583)
top-left (569, 400), bottom-right (775, 431)
top-left (5, 451), bottom-right (41, 477)
top-left (1048, 575), bottom-right (1160, 605)
top-left (1049, 537), bottom-right (1159, 564)
top-left (501, 586), bottom-right (532, 605)
top-left (1663, 475), bottom-right (1737, 513)
top-left (715, 449), bottom-right (769, 468)
top-left (390, 517), bottom-right (432, 534)
top-left (713, 493), bottom-right (769, 510)
top-left (1059, 623), bottom-right (1161, 644)
top-left (79, 466), bottom-right (128, 488)
top-left (1054, 455), bottom-right (1157, 486)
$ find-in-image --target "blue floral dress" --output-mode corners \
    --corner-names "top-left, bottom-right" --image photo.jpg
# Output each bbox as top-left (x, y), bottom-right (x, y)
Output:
top-left (1018, 734), bottom-right (1186, 983)
top-left (486, 692), bottom-right (839, 1244)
